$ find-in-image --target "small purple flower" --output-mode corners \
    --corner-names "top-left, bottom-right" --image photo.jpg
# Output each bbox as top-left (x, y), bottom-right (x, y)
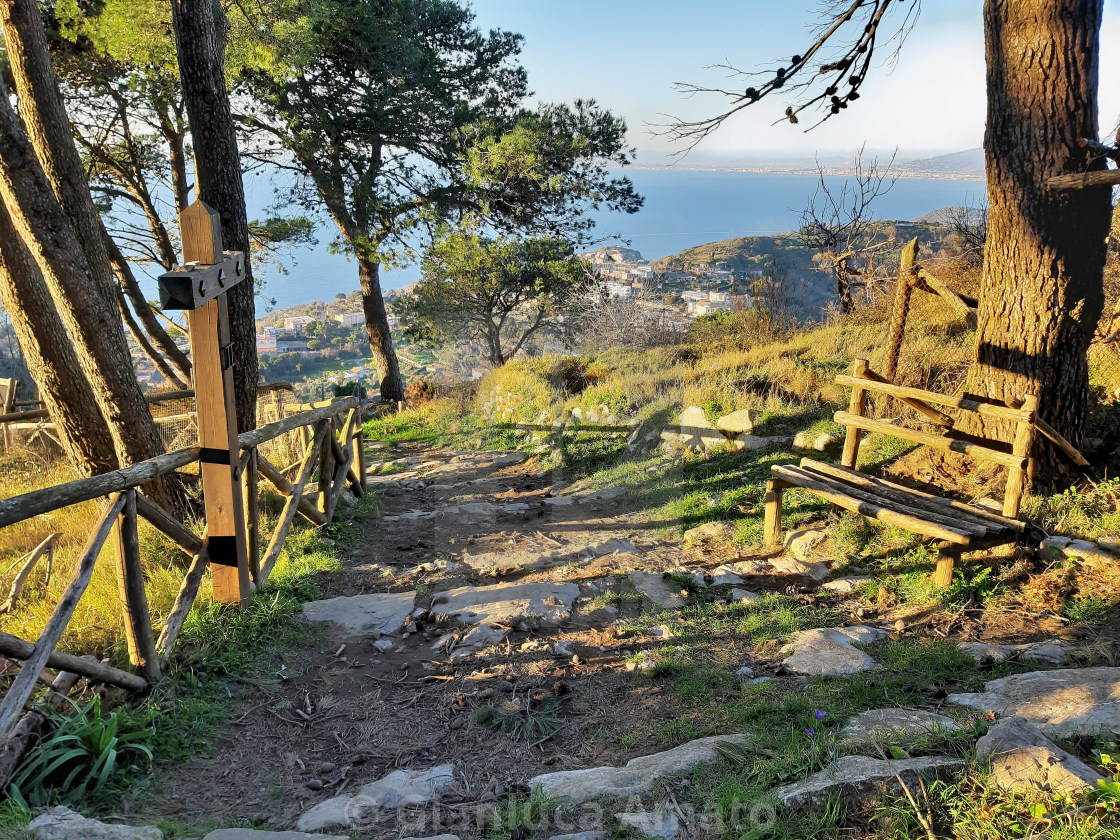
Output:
top-left (814, 709), bottom-right (827, 722)
top-left (805, 728), bottom-right (815, 736)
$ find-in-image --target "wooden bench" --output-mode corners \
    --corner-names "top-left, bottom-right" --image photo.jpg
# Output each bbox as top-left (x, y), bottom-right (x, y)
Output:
top-left (763, 358), bottom-right (1037, 587)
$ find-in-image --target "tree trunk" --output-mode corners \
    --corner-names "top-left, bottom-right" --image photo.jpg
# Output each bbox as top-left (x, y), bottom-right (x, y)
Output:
top-left (0, 198), bottom-right (118, 475)
top-left (357, 257), bottom-right (405, 402)
top-left (115, 284), bottom-right (190, 391)
top-left (170, 0), bottom-right (258, 432)
top-left (105, 232), bottom-right (192, 381)
top-left (961, 0), bottom-right (1111, 482)
top-left (0, 0), bottom-right (172, 483)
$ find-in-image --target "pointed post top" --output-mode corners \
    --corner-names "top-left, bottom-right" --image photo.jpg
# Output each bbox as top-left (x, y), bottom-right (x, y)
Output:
top-left (180, 201), bottom-right (223, 265)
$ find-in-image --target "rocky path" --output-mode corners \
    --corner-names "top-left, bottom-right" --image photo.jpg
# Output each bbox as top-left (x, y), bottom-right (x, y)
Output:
top-left (60, 443), bottom-right (1118, 840)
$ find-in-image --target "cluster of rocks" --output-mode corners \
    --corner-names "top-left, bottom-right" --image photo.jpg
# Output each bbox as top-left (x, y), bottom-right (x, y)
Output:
top-left (659, 406), bottom-right (790, 453)
top-left (26, 808), bottom-right (348, 840)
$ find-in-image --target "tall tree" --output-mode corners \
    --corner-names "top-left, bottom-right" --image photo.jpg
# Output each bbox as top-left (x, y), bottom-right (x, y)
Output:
top-left (170, 0), bottom-right (259, 431)
top-left (403, 231), bottom-right (596, 366)
top-left (235, 0), bottom-right (640, 402)
top-left (664, 0), bottom-right (1112, 481)
top-left (0, 0), bottom-right (171, 493)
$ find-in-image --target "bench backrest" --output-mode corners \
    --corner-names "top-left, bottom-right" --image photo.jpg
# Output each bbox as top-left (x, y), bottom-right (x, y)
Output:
top-left (834, 358), bottom-right (1037, 519)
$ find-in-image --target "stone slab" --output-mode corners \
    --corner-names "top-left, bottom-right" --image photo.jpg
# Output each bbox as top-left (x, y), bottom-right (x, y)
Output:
top-left (614, 812), bottom-right (679, 840)
top-left (976, 716), bottom-right (1103, 796)
top-left (627, 571), bottom-right (686, 609)
top-left (948, 667), bottom-right (1120, 737)
top-left (206, 831), bottom-right (350, 840)
top-left (528, 734), bottom-right (749, 803)
top-left (301, 591), bottom-right (416, 635)
top-left (781, 626), bottom-right (888, 676)
top-left (28, 808), bottom-right (162, 840)
top-left (431, 582), bottom-right (580, 628)
top-left (839, 708), bottom-right (960, 744)
top-left (768, 556), bottom-right (830, 582)
top-left (775, 755), bottom-right (962, 810)
top-left (297, 765), bottom-right (455, 832)
top-left (821, 576), bottom-right (871, 594)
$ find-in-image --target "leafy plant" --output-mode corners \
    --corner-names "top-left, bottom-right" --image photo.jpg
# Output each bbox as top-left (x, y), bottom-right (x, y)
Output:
top-left (474, 696), bottom-right (563, 741)
top-left (10, 696), bottom-right (153, 806)
top-left (942, 564), bottom-right (1002, 607)
top-left (1064, 594), bottom-right (1114, 625)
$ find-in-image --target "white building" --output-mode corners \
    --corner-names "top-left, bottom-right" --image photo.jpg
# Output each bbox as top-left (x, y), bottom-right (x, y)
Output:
top-left (256, 334), bottom-right (278, 353)
top-left (284, 315), bottom-right (315, 332)
top-left (334, 312), bottom-right (365, 327)
top-left (387, 316), bottom-right (401, 329)
top-left (681, 290), bottom-right (707, 303)
top-left (605, 281), bottom-right (632, 299)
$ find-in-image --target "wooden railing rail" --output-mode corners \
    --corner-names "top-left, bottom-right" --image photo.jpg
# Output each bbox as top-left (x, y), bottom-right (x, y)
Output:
top-left (0, 395), bottom-right (365, 744)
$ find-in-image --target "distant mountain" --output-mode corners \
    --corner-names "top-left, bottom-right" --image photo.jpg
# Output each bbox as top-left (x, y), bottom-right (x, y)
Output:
top-left (897, 149), bottom-right (985, 179)
top-left (912, 206), bottom-right (986, 225)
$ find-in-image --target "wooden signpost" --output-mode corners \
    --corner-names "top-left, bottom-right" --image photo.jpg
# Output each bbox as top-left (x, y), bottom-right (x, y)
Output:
top-left (158, 202), bottom-right (250, 606)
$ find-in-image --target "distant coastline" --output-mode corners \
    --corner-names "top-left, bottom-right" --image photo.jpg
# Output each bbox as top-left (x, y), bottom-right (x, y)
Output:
top-left (626, 164), bottom-right (985, 182)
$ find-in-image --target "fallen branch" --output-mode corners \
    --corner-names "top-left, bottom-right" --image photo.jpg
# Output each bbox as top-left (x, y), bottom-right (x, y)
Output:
top-left (0, 533), bottom-right (58, 614)
top-left (873, 743), bottom-right (939, 840)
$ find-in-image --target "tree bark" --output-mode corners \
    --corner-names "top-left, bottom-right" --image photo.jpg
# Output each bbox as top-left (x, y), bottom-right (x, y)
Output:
top-left (357, 257), bottom-right (405, 401)
top-left (115, 284), bottom-right (190, 391)
top-left (170, 0), bottom-right (258, 432)
top-left (0, 0), bottom-right (172, 491)
top-left (961, 0), bottom-right (1111, 481)
top-left (105, 232), bottom-right (192, 381)
top-left (0, 198), bottom-right (118, 474)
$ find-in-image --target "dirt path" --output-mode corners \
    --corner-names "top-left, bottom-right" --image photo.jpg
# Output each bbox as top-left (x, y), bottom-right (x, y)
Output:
top-left (150, 442), bottom-right (807, 834)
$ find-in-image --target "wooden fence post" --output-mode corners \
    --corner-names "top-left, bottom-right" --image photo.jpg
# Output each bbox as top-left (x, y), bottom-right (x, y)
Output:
top-left (1003, 394), bottom-right (1039, 518)
top-left (113, 490), bottom-right (160, 683)
top-left (318, 416), bottom-right (334, 518)
top-left (884, 238), bottom-right (919, 382)
top-left (175, 202), bottom-right (250, 606)
top-left (841, 358), bottom-right (869, 468)
top-left (353, 401), bottom-right (366, 492)
top-left (244, 447), bottom-right (261, 585)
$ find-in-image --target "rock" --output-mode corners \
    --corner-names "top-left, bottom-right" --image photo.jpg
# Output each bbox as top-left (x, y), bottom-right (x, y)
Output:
top-left (793, 431), bottom-right (814, 449)
top-left (683, 522), bottom-right (735, 543)
top-left (614, 812), bottom-right (680, 840)
top-left (821, 576), bottom-right (870, 594)
top-left (958, 639), bottom-right (1069, 666)
top-left (840, 709), bottom-right (960, 744)
top-left (709, 567), bottom-right (745, 586)
top-left (730, 588), bottom-right (760, 603)
top-left (205, 831), bottom-right (350, 840)
top-left (735, 666), bottom-right (755, 677)
top-left (813, 433), bottom-right (837, 452)
top-left (733, 434), bottom-right (771, 451)
top-left (958, 641), bottom-right (1014, 664)
top-left (677, 406), bottom-right (727, 449)
top-left (678, 405), bottom-right (713, 429)
top-left (554, 640), bottom-right (575, 657)
top-left (28, 808), bottom-right (162, 840)
top-left (373, 639), bottom-right (394, 653)
top-left (402, 836), bottom-right (460, 840)
top-left (775, 755), bottom-right (963, 810)
top-left (301, 591), bottom-right (416, 636)
top-left (1041, 538), bottom-right (1118, 569)
top-left (547, 833), bottom-right (606, 840)
top-left (297, 765), bottom-right (456, 832)
top-left (462, 548), bottom-right (567, 574)
top-left (948, 667), bottom-right (1120, 737)
top-left (767, 556), bottom-right (830, 582)
top-left (784, 528), bottom-right (827, 561)
top-left (588, 537), bottom-right (639, 556)
top-left (716, 409), bottom-right (755, 435)
top-left (431, 582), bottom-right (580, 628)
top-left (627, 571), bottom-right (686, 609)
top-left (781, 626), bottom-right (887, 676)
top-left (543, 496), bottom-right (575, 506)
top-left (528, 734), bottom-right (749, 803)
top-left (440, 624), bottom-right (508, 660)
top-left (975, 717), bottom-right (1103, 796)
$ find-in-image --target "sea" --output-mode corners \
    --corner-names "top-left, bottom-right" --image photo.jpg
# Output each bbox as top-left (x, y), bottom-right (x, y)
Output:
top-left (210, 169), bottom-right (987, 312)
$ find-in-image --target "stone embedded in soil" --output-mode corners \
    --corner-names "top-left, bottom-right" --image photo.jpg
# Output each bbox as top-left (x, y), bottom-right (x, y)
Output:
top-left (297, 765), bottom-right (456, 832)
top-left (774, 755), bottom-right (963, 810)
top-left (975, 716), bottom-right (1103, 796)
top-left (709, 565), bottom-right (745, 585)
top-left (839, 708), bottom-right (960, 744)
top-left (627, 571), bottom-right (686, 609)
top-left (780, 626), bottom-right (888, 676)
top-left (730, 587), bottom-right (760, 603)
top-left (588, 537), bottom-right (639, 556)
top-left (716, 409), bottom-right (756, 435)
top-left (527, 734), bottom-right (749, 803)
top-left (300, 591), bottom-right (416, 635)
top-left (548, 832), bottom-right (607, 840)
top-left (783, 528), bottom-right (827, 561)
top-left (682, 521), bottom-right (736, 543)
top-left (958, 640), bottom-right (1069, 666)
top-left (28, 808), bottom-right (162, 840)
top-left (821, 576), bottom-right (871, 594)
top-left (205, 830), bottom-right (350, 839)
top-left (614, 811), bottom-right (680, 840)
top-left (767, 555), bottom-right (830, 582)
top-left (430, 581), bottom-right (580, 628)
top-left (948, 667), bottom-right (1120, 738)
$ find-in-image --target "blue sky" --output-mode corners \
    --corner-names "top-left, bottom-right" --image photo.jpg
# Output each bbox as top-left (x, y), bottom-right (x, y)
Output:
top-left (471, 1), bottom-right (1120, 163)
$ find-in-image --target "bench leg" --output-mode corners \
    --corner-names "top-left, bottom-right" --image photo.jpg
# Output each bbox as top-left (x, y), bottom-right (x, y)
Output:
top-left (764, 480), bottom-right (784, 549)
top-left (932, 542), bottom-right (959, 588)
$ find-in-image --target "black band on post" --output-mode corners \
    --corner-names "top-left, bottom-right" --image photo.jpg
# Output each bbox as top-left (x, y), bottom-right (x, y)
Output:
top-left (199, 447), bottom-right (232, 466)
top-left (207, 536), bottom-right (240, 567)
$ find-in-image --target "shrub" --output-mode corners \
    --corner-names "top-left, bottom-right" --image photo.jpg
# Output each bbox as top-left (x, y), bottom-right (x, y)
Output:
top-left (404, 377), bottom-right (437, 405)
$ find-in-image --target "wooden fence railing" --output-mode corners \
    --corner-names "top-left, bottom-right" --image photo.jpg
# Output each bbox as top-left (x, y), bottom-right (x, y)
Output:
top-left (0, 395), bottom-right (364, 744)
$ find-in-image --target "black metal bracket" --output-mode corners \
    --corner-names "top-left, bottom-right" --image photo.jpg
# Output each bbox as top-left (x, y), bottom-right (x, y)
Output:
top-left (206, 536), bottom-right (240, 567)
